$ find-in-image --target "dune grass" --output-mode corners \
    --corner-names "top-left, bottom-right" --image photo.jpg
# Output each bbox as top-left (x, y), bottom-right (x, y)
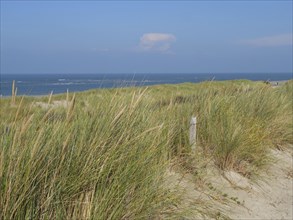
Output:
top-left (0, 80), bottom-right (292, 219)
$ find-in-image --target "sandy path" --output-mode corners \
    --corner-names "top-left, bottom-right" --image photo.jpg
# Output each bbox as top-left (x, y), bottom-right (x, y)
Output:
top-left (220, 149), bottom-right (293, 220)
top-left (168, 148), bottom-right (293, 219)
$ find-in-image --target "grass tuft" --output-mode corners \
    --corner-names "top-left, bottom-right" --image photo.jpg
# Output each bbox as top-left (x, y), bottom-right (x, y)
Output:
top-left (0, 80), bottom-right (292, 218)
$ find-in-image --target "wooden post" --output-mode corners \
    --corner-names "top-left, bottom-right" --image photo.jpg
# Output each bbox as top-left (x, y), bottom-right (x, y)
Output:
top-left (189, 116), bottom-right (197, 152)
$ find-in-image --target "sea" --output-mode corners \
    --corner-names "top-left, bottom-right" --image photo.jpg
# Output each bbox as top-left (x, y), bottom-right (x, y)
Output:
top-left (0, 73), bottom-right (292, 96)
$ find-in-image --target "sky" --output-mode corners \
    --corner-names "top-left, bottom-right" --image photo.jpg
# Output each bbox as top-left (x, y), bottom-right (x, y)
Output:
top-left (0, 0), bottom-right (292, 74)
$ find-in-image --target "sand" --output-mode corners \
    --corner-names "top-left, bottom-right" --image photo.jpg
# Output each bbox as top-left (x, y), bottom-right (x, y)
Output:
top-left (167, 147), bottom-right (293, 219)
top-left (34, 100), bottom-right (67, 109)
top-left (215, 149), bottom-right (293, 219)
top-left (270, 80), bottom-right (289, 88)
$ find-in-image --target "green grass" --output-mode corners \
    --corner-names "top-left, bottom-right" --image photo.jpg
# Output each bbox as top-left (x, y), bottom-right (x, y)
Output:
top-left (0, 80), bottom-right (292, 219)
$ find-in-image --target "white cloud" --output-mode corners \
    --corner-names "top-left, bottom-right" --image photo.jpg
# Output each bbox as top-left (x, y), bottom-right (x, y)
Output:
top-left (139, 33), bottom-right (176, 52)
top-left (241, 33), bottom-right (292, 47)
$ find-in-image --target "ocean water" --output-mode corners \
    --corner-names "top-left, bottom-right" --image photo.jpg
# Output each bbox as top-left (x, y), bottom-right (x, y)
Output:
top-left (0, 73), bottom-right (292, 96)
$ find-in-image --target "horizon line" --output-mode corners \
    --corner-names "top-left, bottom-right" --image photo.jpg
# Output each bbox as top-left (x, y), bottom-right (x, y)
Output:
top-left (1, 72), bottom-right (292, 75)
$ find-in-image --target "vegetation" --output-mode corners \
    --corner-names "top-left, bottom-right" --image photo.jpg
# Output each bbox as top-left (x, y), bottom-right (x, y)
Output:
top-left (0, 80), bottom-right (292, 219)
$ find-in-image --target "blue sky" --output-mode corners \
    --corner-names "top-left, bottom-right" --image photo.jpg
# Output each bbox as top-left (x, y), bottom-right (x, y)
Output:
top-left (1, 1), bottom-right (292, 74)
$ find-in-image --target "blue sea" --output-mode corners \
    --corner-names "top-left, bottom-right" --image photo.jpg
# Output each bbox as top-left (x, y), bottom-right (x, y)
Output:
top-left (0, 73), bottom-right (292, 96)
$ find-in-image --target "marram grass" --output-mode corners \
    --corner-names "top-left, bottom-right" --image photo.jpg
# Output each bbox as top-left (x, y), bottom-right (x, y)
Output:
top-left (0, 80), bottom-right (292, 219)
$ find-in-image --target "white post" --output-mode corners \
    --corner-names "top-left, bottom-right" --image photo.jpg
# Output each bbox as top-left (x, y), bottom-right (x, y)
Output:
top-left (189, 116), bottom-right (197, 152)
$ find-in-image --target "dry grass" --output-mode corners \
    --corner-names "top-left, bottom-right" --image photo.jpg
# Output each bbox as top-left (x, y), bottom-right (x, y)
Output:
top-left (0, 80), bottom-right (292, 219)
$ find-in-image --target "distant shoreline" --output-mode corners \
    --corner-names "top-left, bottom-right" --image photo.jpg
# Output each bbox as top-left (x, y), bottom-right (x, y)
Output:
top-left (0, 79), bottom-right (291, 98)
